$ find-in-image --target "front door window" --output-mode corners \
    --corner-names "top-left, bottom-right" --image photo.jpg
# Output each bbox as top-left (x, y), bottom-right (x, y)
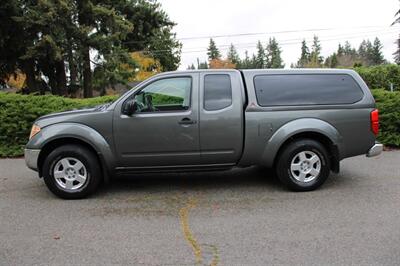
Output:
top-left (134, 77), bottom-right (192, 113)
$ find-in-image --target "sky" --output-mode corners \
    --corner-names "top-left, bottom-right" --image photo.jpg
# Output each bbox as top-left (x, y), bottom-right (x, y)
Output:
top-left (158, 0), bottom-right (400, 69)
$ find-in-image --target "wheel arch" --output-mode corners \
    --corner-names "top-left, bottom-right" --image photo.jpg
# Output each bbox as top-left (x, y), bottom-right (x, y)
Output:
top-left (262, 118), bottom-right (342, 172)
top-left (31, 123), bottom-right (115, 182)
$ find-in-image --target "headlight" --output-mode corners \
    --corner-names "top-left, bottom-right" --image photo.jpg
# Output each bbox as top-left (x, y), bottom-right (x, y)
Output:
top-left (29, 125), bottom-right (41, 139)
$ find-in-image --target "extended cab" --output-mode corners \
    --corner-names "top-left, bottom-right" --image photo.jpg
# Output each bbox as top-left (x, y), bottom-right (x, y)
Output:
top-left (25, 69), bottom-right (382, 199)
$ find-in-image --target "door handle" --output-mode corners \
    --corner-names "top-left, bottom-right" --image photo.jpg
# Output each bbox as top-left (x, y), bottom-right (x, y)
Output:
top-left (178, 118), bottom-right (196, 125)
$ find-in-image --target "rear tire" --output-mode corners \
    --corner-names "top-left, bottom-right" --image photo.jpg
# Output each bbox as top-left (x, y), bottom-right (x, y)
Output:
top-left (42, 144), bottom-right (102, 199)
top-left (275, 139), bottom-right (330, 191)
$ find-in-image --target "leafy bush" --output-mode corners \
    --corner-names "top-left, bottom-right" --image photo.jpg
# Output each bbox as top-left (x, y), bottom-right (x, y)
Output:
top-left (355, 64), bottom-right (400, 91)
top-left (371, 89), bottom-right (400, 146)
top-left (0, 93), bottom-right (117, 157)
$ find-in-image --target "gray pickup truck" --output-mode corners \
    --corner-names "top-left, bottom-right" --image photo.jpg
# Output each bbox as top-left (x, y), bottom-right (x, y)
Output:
top-left (25, 69), bottom-right (382, 199)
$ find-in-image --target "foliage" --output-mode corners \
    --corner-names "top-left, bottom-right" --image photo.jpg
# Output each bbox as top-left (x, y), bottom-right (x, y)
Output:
top-left (255, 41), bottom-right (266, 68)
top-left (209, 39), bottom-right (285, 69)
top-left (392, 3), bottom-right (400, 64)
top-left (197, 58), bottom-right (209, 69)
top-left (293, 37), bottom-right (387, 69)
top-left (187, 64), bottom-right (196, 70)
top-left (120, 0), bottom-right (182, 71)
top-left (371, 89), bottom-right (400, 146)
top-left (330, 38), bottom-right (385, 68)
top-left (227, 44), bottom-right (241, 66)
top-left (265, 37), bottom-right (284, 68)
top-left (5, 71), bottom-right (26, 89)
top-left (0, 0), bottom-right (180, 97)
top-left (307, 36), bottom-right (323, 67)
top-left (129, 52), bottom-right (162, 81)
top-left (240, 51), bottom-right (253, 69)
top-left (355, 64), bottom-right (400, 90)
top-left (148, 93), bottom-right (183, 105)
top-left (93, 47), bottom-right (138, 95)
top-left (0, 92), bottom-right (118, 157)
top-left (207, 38), bottom-right (221, 60)
top-left (295, 40), bottom-right (310, 68)
top-left (209, 59), bottom-right (236, 69)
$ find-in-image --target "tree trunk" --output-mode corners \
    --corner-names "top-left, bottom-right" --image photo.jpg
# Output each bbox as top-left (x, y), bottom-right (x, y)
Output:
top-left (22, 59), bottom-right (37, 94)
top-left (67, 46), bottom-right (78, 86)
top-left (82, 46), bottom-right (92, 98)
top-left (78, 0), bottom-right (93, 98)
top-left (55, 60), bottom-right (67, 96)
top-left (47, 65), bottom-right (58, 95)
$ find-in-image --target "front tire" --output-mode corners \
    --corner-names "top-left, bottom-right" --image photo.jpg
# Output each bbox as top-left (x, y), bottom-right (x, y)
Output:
top-left (42, 144), bottom-right (102, 199)
top-left (275, 139), bottom-right (330, 191)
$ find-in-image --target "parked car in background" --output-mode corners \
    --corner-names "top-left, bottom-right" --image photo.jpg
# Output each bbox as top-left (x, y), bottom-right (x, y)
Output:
top-left (25, 69), bottom-right (382, 199)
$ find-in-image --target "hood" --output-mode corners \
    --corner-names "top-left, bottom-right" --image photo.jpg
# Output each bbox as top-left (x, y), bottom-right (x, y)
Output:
top-left (35, 104), bottom-right (110, 128)
top-left (38, 107), bottom-right (96, 121)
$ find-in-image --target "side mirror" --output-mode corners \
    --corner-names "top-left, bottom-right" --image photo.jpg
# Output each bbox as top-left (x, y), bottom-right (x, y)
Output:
top-left (122, 99), bottom-right (138, 116)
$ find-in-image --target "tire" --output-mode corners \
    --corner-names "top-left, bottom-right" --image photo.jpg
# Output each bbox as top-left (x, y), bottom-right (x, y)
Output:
top-left (275, 139), bottom-right (330, 191)
top-left (42, 144), bottom-right (102, 199)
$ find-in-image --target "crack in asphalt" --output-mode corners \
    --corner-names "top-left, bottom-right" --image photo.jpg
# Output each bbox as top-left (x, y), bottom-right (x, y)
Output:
top-left (179, 198), bottom-right (219, 266)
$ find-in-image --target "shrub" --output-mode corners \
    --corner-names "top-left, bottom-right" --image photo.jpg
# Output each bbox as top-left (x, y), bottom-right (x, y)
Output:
top-left (0, 93), bottom-right (117, 157)
top-left (371, 89), bottom-right (400, 146)
top-left (355, 64), bottom-right (400, 91)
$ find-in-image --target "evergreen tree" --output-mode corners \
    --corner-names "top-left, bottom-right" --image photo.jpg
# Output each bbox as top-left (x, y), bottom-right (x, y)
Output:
top-left (207, 38), bottom-right (221, 60)
top-left (251, 54), bottom-right (257, 69)
top-left (296, 39), bottom-right (310, 68)
top-left (343, 41), bottom-right (356, 56)
top-left (187, 64), bottom-right (196, 70)
top-left (324, 53), bottom-right (338, 68)
top-left (0, 0), bottom-right (180, 97)
top-left (358, 39), bottom-right (374, 66)
top-left (337, 44), bottom-right (344, 57)
top-left (371, 37), bottom-right (385, 65)
top-left (395, 38), bottom-right (400, 64)
top-left (0, 0), bottom-right (39, 92)
top-left (392, 4), bottom-right (400, 64)
top-left (309, 36), bottom-right (323, 67)
top-left (197, 58), bottom-right (208, 69)
top-left (227, 44), bottom-right (241, 66)
top-left (255, 41), bottom-right (266, 68)
top-left (265, 37), bottom-right (284, 68)
top-left (242, 51), bottom-right (251, 69)
top-left (121, 0), bottom-right (182, 71)
top-left (327, 39), bottom-right (386, 68)
top-left (336, 41), bottom-right (361, 67)
top-left (358, 40), bottom-right (368, 58)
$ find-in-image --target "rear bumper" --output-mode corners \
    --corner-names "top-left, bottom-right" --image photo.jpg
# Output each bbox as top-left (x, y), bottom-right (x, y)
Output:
top-left (24, 148), bottom-right (40, 171)
top-left (366, 143), bottom-right (383, 158)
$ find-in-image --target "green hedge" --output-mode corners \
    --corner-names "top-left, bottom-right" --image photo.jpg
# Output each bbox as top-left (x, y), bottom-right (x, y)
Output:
top-left (355, 64), bottom-right (400, 91)
top-left (0, 93), bottom-right (117, 157)
top-left (371, 89), bottom-right (400, 146)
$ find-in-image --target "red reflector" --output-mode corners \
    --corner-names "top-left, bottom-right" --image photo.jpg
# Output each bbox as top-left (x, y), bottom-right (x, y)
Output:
top-left (370, 109), bottom-right (379, 136)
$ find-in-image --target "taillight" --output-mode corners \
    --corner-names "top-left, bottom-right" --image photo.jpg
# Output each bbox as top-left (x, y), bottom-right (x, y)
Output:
top-left (370, 109), bottom-right (379, 136)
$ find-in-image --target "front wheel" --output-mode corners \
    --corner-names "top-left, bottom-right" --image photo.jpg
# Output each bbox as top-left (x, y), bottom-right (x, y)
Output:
top-left (275, 139), bottom-right (331, 191)
top-left (42, 144), bottom-right (102, 199)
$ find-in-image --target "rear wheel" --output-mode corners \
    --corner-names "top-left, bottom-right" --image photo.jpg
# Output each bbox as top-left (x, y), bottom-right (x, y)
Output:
top-left (42, 144), bottom-right (102, 199)
top-left (275, 139), bottom-right (330, 191)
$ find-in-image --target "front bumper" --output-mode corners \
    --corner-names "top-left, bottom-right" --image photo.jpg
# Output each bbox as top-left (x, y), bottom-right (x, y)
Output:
top-left (366, 143), bottom-right (383, 158)
top-left (24, 149), bottom-right (40, 171)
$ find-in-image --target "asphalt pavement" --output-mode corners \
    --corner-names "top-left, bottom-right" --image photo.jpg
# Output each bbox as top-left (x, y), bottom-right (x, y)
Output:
top-left (0, 152), bottom-right (399, 265)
